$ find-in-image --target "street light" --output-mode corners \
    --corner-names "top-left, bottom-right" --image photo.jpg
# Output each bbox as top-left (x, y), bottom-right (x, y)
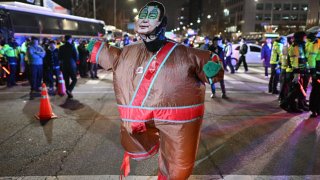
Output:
top-left (133, 8), bottom-right (138, 13)
top-left (224, 9), bottom-right (229, 16)
top-left (207, 15), bottom-right (211, 19)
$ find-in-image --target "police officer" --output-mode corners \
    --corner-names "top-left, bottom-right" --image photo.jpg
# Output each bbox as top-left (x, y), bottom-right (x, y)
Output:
top-left (308, 34), bottom-right (320, 117)
top-left (279, 37), bottom-right (289, 102)
top-left (0, 38), bottom-right (19, 87)
top-left (59, 35), bottom-right (78, 98)
top-left (269, 37), bottom-right (285, 94)
top-left (280, 32), bottom-right (308, 113)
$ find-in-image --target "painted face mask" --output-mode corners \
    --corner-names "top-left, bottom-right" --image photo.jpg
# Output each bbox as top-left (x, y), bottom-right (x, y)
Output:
top-left (135, 6), bottom-right (162, 41)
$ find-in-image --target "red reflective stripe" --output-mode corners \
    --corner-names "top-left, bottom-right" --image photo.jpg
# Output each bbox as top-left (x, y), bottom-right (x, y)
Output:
top-left (90, 41), bottom-right (102, 64)
top-left (131, 42), bottom-right (175, 106)
top-left (120, 152), bottom-right (130, 178)
top-left (127, 143), bottom-right (159, 159)
top-left (118, 105), bottom-right (204, 121)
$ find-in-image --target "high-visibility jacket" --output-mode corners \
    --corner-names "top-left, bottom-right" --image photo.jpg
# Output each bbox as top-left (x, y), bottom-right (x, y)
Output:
top-left (280, 44), bottom-right (289, 70)
top-left (305, 39), bottom-right (318, 69)
top-left (270, 41), bottom-right (283, 65)
top-left (0, 44), bottom-right (17, 58)
top-left (289, 44), bottom-right (307, 73)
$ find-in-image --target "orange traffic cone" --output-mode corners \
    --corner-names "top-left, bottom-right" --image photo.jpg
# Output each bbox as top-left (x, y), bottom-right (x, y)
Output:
top-left (57, 71), bottom-right (66, 96)
top-left (35, 83), bottom-right (57, 120)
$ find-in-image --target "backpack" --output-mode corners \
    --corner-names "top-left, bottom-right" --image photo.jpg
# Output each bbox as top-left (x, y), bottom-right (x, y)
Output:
top-left (240, 44), bottom-right (248, 55)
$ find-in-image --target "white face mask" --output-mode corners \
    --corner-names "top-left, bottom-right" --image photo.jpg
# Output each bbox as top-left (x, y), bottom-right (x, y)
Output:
top-left (135, 6), bottom-right (161, 40)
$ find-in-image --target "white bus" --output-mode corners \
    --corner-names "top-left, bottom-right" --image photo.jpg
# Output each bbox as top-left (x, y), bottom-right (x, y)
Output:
top-left (0, 2), bottom-right (105, 44)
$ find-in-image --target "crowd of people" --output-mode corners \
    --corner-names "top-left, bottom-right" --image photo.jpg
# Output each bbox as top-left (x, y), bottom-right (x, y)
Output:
top-left (194, 31), bottom-right (320, 118)
top-left (0, 30), bottom-right (319, 117)
top-left (260, 31), bottom-right (320, 117)
top-left (0, 34), bottom-right (135, 99)
top-left (0, 35), bottom-right (91, 99)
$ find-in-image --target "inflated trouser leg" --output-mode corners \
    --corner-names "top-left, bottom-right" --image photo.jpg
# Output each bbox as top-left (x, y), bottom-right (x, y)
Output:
top-left (120, 121), bottom-right (160, 176)
top-left (156, 119), bottom-right (203, 180)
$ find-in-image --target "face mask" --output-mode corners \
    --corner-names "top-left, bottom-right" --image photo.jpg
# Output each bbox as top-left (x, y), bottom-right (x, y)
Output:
top-left (135, 6), bottom-right (162, 41)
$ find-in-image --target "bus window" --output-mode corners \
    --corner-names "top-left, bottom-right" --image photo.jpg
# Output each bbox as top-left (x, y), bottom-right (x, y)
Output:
top-left (61, 19), bottom-right (78, 31)
top-left (38, 15), bottom-right (60, 34)
top-left (10, 11), bottom-right (38, 33)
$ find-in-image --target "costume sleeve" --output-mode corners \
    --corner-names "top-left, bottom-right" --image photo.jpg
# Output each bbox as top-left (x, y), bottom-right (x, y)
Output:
top-left (189, 47), bottom-right (224, 84)
top-left (89, 41), bottom-right (122, 71)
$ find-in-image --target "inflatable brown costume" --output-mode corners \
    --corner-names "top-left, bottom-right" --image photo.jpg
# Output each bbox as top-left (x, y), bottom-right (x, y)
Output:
top-left (90, 1), bottom-right (223, 179)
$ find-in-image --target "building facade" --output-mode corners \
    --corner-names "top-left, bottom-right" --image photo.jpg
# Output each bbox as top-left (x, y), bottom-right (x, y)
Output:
top-left (306, 0), bottom-right (320, 28)
top-left (223, 0), bottom-right (309, 35)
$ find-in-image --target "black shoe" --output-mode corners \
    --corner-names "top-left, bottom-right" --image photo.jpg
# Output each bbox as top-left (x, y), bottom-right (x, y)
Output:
top-left (272, 91), bottom-right (279, 95)
top-left (66, 90), bottom-right (73, 98)
top-left (280, 103), bottom-right (289, 112)
top-left (210, 94), bottom-right (216, 98)
top-left (221, 94), bottom-right (228, 99)
top-left (94, 76), bottom-right (99, 79)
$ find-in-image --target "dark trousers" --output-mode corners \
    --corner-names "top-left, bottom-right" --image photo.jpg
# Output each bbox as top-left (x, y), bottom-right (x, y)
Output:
top-left (63, 67), bottom-right (77, 92)
top-left (79, 60), bottom-right (88, 77)
top-left (90, 63), bottom-right (98, 78)
top-left (309, 75), bottom-right (320, 113)
top-left (279, 71), bottom-right (291, 102)
top-left (44, 68), bottom-right (60, 89)
top-left (7, 64), bottom-right (17, 87)
top-left (269, 64), bottom-right (280, 93)
top-left (281, 73), bottom-right (307, 109)
top-left (211, 79), bottom-right (226, 95)
top-left (264, 66), bottom-right (269, 76)
top-left (225, 56), bottom-right (235, 74)
top-left (30, 65), bottom-right (43, 91)
top-left (236, 55), bottom-right (248, 71)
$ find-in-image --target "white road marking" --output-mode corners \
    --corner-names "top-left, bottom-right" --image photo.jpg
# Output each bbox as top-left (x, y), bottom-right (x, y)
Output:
top-left (249, 67), bottom-right (265, 73)
top-left (195, 144), bottom-right (225, 167)
top-left (236, 73), bottom-right (269, 84)
top-left (224, 75), bottom-right (244, 84)
top-left (85, 80), bottom-right (100, 85)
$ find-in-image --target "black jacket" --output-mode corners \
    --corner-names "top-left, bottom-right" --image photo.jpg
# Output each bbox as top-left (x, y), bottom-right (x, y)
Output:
top-left (59, 42), bottom-right (78, 69)
top-left (44, 48), bottom-right (60, 70)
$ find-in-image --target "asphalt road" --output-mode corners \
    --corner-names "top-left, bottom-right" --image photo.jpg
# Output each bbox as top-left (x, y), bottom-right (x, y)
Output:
top-left (0, 65), bottom-right (319, 180)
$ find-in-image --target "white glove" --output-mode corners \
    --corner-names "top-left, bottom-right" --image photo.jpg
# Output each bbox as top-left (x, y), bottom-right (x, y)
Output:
top-left (292, 74), bottom-right (299, 83)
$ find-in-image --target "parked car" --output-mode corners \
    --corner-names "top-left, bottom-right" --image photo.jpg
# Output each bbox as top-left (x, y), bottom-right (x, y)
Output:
top-left (231, 43), bottom-right (262, 65)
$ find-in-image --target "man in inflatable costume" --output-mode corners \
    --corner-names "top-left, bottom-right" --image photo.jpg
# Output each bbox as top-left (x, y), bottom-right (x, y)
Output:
top-left (89, 1), bottom-right (223, 179)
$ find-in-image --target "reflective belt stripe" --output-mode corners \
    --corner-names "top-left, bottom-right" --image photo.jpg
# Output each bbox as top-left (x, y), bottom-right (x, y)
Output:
top-left (54, 66), bottom-right (60, 69)
top-left (130, 42), bottom-right (177, 106)
top-left (118, 104), bottom-right (204, 122)
top-left (126, 143), bottom-right (159, 159)
top-left (59, 80), bottom-right (64, 83)
top-left (41, 95), bottom-right (47, 99)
